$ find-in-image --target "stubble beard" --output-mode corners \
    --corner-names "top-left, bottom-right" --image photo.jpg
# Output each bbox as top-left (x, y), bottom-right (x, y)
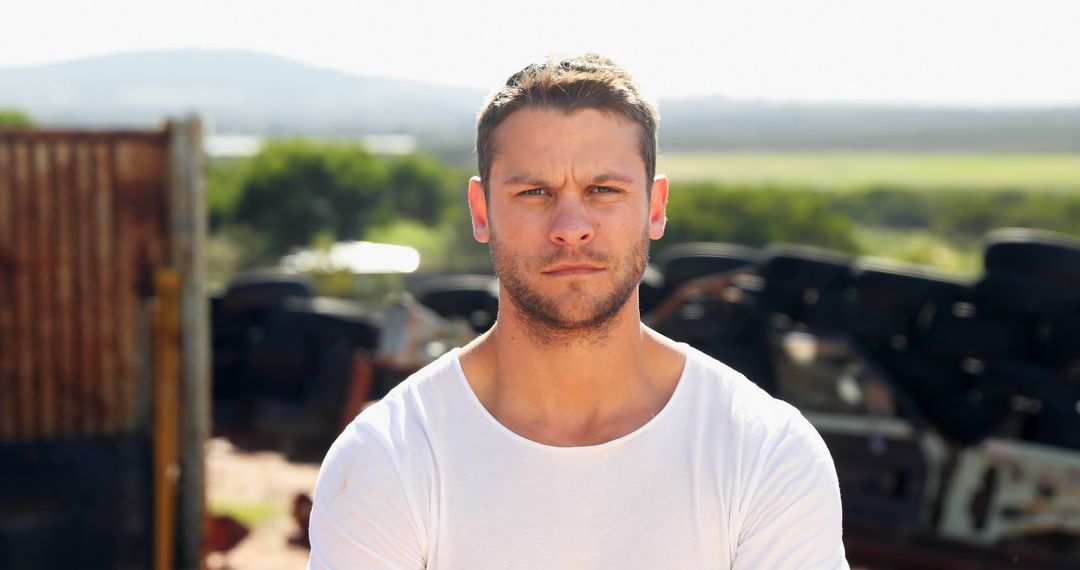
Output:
top-left (490, 229), bottom-right (649, 346)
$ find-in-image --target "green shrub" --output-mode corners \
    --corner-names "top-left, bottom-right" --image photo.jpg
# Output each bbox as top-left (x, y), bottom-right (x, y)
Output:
top-left (659, 183), bottom-right (860, 253)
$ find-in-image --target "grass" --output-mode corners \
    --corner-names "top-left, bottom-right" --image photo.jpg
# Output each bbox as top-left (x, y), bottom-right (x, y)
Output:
top-left (208, 499), bottom-right (279, 527)
top-left (852, 225), bottom-right (982, 277)
top-left (657, 152), bottom-right (1080, 192)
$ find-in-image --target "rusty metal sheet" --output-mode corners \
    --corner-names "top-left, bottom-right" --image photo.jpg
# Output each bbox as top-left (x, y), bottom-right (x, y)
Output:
top-left (0, 141), bottom-right (13, 439)
top-left (74, 140), bottom-right (100, 436)
top-left (94, 141), bottom-right (118, 435)
top-left (0, 129), bottom-right (170, 440)
top-left (11, 140), bottom-right (35, 439)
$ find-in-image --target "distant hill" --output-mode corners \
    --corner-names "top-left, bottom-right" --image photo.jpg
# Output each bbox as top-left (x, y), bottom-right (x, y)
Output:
top-left (2, 49), bottom-right (1079, 156)
top-left (0, 49), bottom-right (486, 139)
top-left (660, 97), bottom-right (1080, 153)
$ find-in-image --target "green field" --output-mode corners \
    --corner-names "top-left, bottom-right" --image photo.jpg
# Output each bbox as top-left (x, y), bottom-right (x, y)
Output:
top-left (657, 152), bottom-right (1080, 192)
top-left (851, 225), bottom-right (983, 277)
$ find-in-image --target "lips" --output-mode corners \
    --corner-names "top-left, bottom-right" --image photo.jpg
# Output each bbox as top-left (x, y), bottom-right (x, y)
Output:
top-left (542, 263), bottom-right (604, 276)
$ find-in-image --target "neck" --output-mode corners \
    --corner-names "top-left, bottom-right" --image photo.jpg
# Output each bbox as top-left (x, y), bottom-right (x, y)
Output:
top-left (459, 293), bottom-right (686, 447)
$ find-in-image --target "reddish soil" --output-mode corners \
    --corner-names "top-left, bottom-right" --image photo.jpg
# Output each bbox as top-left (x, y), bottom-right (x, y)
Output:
top-left (205, 436), bottom-right (321, 570)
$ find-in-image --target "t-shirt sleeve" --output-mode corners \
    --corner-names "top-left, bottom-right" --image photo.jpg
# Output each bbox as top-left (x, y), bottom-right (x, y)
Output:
top-left (307, 423), bottom-right (427, 570)
top-left (731, 413), bottom-right (849, 570)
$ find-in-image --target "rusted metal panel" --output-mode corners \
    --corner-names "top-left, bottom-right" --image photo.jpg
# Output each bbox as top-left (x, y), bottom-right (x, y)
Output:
top-left (1, 122), bottom-right (206, 569)
top-left (0, 141), bottom-right (13, 439)
top-left (74, 140), bottom-right (99, 436)
top-left (53, 142), bottom-right (76, 437)
top-left (33, 141), bottom-right (57, 438)
top-left (114, 138), bottom-right (170, 433)
top-left (11, 140), bottom-right (35, 439)
top-left (0, 128), bottom-right (170, 440)
top-left (94, 141), bottom-right (118, 435)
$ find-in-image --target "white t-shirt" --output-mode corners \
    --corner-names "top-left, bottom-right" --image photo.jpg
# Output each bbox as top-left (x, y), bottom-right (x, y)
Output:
top-left (308, 345), bottom-right (848, 569)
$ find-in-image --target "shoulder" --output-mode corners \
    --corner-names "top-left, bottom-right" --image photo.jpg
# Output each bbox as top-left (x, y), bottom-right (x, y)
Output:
top-left (681, 345), bottom-right (805, 438)
top-left (317, 350), bottom-right (464, 513)
top-left (679, 350), bottom-right (846, 567)
top-left (308, 352), bottom-right (464, 568)
top-left (681, 345), bottom-right (834, 491)
top-left (350, 349), bottom-right (462, 446)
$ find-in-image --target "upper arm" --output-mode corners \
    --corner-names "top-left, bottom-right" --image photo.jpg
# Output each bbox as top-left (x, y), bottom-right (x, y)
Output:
top-left (307, 425), bottom-right (427, 570)
top-left (732, 414), bottom-right (849, 570)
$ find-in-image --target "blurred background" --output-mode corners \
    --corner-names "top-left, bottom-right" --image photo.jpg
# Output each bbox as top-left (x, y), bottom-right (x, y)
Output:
top-left (2, 0), bottom-right (1079, 568)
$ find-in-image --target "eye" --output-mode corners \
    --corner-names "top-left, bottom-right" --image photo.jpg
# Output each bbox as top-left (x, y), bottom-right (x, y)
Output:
top-left (521, 188), bottom-right (547, 197)
top-left (592, 185), bottom-right (621, 194)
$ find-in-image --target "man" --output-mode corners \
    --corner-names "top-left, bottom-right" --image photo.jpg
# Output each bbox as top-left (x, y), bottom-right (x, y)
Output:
top-left (308, 54), bottom-right (847, 569)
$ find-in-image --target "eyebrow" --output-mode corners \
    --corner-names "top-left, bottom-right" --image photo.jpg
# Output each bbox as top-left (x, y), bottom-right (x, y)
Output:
top-left (500, 172), bottom-right (637, 187)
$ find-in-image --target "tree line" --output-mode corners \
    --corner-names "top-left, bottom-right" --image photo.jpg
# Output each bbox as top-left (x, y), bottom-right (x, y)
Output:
top-left (206, 140), bottom-right (1080, 283)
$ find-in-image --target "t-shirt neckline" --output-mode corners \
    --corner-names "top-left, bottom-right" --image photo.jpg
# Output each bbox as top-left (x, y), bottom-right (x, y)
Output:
top-left (448, 344), bottom-right (694, 453)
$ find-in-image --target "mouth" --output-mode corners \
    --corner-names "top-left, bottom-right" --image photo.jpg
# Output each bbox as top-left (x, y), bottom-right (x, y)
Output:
top-left (542, 263), bottom-right (605, 276)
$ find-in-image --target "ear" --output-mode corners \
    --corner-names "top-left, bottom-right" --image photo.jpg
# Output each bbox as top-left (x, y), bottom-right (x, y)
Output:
top-left (468, 176), bottom-right (491, 243)
top-left (647, 174), bottom-right (669, 240)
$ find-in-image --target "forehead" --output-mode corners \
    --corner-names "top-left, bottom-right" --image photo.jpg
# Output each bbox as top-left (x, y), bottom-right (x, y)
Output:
top-left (489, 107), bottom-right (646, 186)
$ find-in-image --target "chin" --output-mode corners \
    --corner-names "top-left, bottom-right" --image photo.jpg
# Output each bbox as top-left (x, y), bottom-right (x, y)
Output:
top-left (547, 290), bottom-right (635, 327)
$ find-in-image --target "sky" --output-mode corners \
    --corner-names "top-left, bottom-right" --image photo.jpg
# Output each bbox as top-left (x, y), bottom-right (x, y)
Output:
top-left (5, 0), bottom-right (1080, 106)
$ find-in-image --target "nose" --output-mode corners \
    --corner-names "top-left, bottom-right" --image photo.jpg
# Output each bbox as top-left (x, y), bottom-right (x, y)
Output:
top-left (549, 196), bottom-right (595, 246)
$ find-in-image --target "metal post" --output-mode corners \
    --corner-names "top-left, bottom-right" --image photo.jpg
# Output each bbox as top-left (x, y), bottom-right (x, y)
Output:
top-left (167, 116), bottom-right (210, 570)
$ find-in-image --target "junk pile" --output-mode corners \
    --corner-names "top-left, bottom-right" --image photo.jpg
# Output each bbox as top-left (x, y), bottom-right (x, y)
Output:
top-left (211, 228), bottom-right (1080, 567)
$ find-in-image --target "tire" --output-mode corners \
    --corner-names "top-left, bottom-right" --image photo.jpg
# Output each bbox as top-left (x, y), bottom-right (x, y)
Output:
top-left (762, 244), bottom-right (853, 319)
top-left (270, 297), bottom-right (384, 414)
top-left (657, 294), bottom-right (761, 346)
top-left (873, 348), bottom-right (1011, 445)
top-left (211, 289), bottom-right (249, 349)
top-left (655, 242), bottom-right (762, 291)
top-left (1041, 313), bottom-right (1080, 381)
top-left (849, 260), bottom-right (969, 306)
top-left (917, 304), bottom-right (1034, 359)
top-left (244, 314), bottom-right (317, 401)
top-left (980, 358), bottom-right (1073, 406)
top-left (209, 290), bottom-right (224, 318)
top-left (844, 261), bottom-right (969, 342)
top-left (981, 358), bottom-right (1080, 449)
top-left (414, 274), bottom-right (499, 332)
top-left (655, 273), bottom-right (767, 346)
top-left (984, 228), bottom-right (1080, 283)
top-left (222, 270), bottom-right (315, 315)
top-left (799, 287), bottom-right (849, 330)
top-left (1022, 404), bottom-right (1080, 450)
top-left (282, 296), bottom-right (383, 350)
top-left (972, 271), bottom-right (1080, 318)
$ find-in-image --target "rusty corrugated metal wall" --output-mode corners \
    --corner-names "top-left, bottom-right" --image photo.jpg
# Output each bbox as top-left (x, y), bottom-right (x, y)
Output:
top-left (0, 130), bottom-right (170, 440)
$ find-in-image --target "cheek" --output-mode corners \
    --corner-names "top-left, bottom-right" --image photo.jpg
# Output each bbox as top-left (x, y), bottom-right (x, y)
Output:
top-left (492, 205), bottom-right (535, 232)
top-left (605, 206), bottom-right (649, 238)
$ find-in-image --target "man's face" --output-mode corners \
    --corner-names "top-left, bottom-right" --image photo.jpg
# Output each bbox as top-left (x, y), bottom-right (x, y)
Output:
top-left (468, 107), bottom-right (668, 339)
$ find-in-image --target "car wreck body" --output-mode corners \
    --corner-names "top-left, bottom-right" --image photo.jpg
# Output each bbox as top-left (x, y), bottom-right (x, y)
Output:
top-left (209, 231), bottom-right (1080, 568)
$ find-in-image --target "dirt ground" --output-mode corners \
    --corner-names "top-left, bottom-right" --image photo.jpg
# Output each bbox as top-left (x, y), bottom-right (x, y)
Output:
top-left (205, 435), bottom-right (322, 570)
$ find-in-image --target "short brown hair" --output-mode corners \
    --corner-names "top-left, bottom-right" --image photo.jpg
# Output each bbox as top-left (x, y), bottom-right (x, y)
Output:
top-left (475, 53), bottom-right (659, 193)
